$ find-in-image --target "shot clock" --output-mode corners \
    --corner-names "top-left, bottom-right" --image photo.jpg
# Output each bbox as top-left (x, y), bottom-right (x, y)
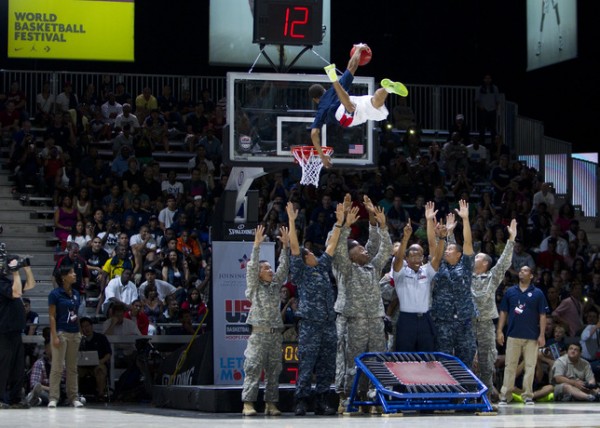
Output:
top-left (279, 341), bottom-right (300, 383)
top-left (253, 0), bottom-right (324, 46)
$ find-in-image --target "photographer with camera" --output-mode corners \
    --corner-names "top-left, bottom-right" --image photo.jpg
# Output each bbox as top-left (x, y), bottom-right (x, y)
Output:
top-left (0, 252), bottom-right (35, 409)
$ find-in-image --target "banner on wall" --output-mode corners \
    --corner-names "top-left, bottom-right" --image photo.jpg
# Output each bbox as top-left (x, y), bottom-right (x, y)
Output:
top-left (212, 240), bottom-right (275, 385)
top-left (8, 0), bottom-right (135, 61)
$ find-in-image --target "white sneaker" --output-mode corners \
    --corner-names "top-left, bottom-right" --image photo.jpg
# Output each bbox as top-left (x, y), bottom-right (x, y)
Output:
top-left (47, 400), bottom-right (57, 408)
top-left (72, 400), bottom-right (84, 408)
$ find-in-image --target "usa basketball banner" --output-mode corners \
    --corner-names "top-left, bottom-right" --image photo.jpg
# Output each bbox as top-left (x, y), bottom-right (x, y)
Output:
top-left (212, 241), bottom-right (275, 385)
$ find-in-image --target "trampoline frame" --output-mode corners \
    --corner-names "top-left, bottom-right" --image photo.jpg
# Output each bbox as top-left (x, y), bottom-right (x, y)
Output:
top-left (346, 352), bottom-right (494, 414)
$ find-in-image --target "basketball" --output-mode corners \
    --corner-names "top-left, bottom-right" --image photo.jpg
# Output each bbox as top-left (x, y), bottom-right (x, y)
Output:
top-left (350, 45), bottom-right (372, 66)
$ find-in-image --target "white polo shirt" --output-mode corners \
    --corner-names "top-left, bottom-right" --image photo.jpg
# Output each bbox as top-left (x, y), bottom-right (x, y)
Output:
top-left (392, 260), bottom-right (436, 314)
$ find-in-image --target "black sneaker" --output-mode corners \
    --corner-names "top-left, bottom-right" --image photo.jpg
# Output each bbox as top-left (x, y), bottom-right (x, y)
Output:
top-left (314, 394), bottom-right (336, 416)
top-left (9, 401), bottom-right (30, 409)
top-left (295, 399), bottom-right (307, 416)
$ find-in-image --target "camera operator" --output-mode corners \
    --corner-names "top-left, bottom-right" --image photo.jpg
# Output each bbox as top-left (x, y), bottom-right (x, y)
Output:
top-left (0, 255), bottom-right (35, 408)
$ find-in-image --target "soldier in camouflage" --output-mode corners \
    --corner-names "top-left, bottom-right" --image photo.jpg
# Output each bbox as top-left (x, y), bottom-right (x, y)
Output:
top-left (449, 217), bottom-right (517, 398)
top-left (333, 198), bottom-right (392, 410)
top-left (241, 224), bottom-right (290, 417)
top-left (287, 202), bottom-right (345, 416)
top-left (471, 219), bottom-right (517, 398)
top-left (333, 195), bottom-right (381, 401)
top-left (431, 199), bottom-right (477, 367)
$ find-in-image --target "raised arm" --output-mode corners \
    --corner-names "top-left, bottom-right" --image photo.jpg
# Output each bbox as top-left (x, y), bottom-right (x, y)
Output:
top-left (489, 219), bottom-right (517, 287)
top-left (325, 203), bottom-right (345, 256)
top-left (333, 207), bottom-right (359, 272)
top-left (424, 201), bottom-right (438, 253)
top-left (431, 221), bottom-right (447, 271)
top-left (286, 202), bottom-right (301, 256)
top-left (363, 195), bottom-right (380, 257)
top-left (371, 206), bottom-right (393, 272)
top-left (311, 128), bottom-right (332, 169)
top-left (456, 199), bottom-right (473, 255)
top-left (245, 224), bottom-right (266, 297)
top-left (272, 226), bottom-right (290, 285)
top-left (393, 222), bottom-right (412, 273)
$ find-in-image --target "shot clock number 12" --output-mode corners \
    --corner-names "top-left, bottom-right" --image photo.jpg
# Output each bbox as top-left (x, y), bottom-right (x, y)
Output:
top-left (253, 0), bottom-right (324, 46)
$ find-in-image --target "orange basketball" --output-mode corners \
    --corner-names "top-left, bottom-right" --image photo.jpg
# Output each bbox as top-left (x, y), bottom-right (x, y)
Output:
top-left (350, 45), bottom-right (372, 66)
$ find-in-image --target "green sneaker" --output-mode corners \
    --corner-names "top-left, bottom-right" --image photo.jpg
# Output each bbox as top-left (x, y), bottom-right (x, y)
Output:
top-left (381, 79), bottom-right (408, 97)
top-left (537, 392), bottom-right (554, 402)
top-left (324, 64), bottom-right (338, 82)
top-left (511, 393), bottom-right (524, 403)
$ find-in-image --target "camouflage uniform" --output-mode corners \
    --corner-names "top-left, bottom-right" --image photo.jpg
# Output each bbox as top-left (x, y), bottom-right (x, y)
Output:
top-left (241, 246), bottom-right (290, 403)
top-left (333, 224), bottom-right (392, 396)
top-left (431, 253), bottom-right (477, 367)
top-left (333, 225), bottom-right (380, 393)
top-left (471, 240), bottom-right (514, 394)
top-left (290, 253), bottom-right (337, 399)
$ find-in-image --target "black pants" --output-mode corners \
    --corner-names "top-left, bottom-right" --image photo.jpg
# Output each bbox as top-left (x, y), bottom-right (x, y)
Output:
top-left (0, 332), bottom-right (25, 405)
top-left (395, 312), bottom-right (436, 352)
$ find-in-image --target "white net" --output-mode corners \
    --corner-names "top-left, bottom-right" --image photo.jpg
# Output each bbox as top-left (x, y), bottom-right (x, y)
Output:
top-left (292, 147), bottom-right (333, 187)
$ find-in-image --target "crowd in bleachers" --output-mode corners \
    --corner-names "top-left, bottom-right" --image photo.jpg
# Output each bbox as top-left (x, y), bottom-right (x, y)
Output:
top-left (2, 75), bottom-right (600, 406)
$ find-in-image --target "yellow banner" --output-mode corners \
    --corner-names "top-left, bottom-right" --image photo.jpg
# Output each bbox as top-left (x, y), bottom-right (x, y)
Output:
top-left (8, 0), bottom-right (134, 61)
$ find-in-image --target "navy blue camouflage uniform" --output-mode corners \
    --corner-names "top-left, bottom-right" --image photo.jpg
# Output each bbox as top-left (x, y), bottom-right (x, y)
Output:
top-left (290, 253), bottom-right (337, 400)
top-left (431, 253), bottom-right (477, 366)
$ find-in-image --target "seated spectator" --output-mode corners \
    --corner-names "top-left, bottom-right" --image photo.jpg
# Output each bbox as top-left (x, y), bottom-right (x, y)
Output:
top-left (129, 225), bottom-right (157, 273)
top-left (111, 146), bottom-right (133, 179)
top-left (538, 238), bottom-right (565, 271)
top-left (162, 249), bottom-right (190, 290)
top-left (540, 225), bottom-right (569, 257)
top-left (176, 229), bottom-right (202, 273)
top-left (22, 297), bottom-right (39, 336)
top-left (67, 220), bottom-right (91, 250)
top-left (441, 132), bottom-right (469, 180)
top-left (532, 182), bottom-right (556, 217)
top-left (101, 268), bottom-right (138, 314)
top-left (114, 104), bottom-right (140, 134)
top-left (180, 288), bottom-right (207, 323)
top-left (112, 125), bottom-right (135, 158)
top-left (25, 341), bottom-right (62, 407)
top-left (78, 317), bottom-right (111, 400)
top-left (466, 138), bottom-right (489, 180)
top-left (139, 266), bottom-right (178, 301)
top-left (551, 342), bottom-right (600, 402)
top-left (143, 108), bottom-right (169, 152)
top-left (135, 87), bottom-right (158, 122)
top-left (157, 85), bottom-right (182, 130)
top-left (124, 299), bottom-right (150, 335)
top-left (35, 81), bottom-right (55, 126)
top-left (101, 245), bottom-right (134, 282)
top-left (159, 295), bottom-right (180, 325)
top-left (101, 92), bottom-right (123, 130)
top-left (553, 283), bottom-right (585, 336)
top-left (102, 302), bottom-right (141, 367)
top-left (166, 309), bottom-right (195, 335)
top-left (141, 283), bottom-right (164, 327)
top-left (509, 240), bottom-right (536, 277)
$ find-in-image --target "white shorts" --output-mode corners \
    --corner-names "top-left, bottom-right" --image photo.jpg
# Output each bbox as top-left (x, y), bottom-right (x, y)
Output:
top-left (334, 95), bottom-right (389, 128)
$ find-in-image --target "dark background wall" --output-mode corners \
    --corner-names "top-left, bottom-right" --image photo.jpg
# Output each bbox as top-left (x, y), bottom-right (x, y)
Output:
top-left (1, 0), bottom-right (598, 152)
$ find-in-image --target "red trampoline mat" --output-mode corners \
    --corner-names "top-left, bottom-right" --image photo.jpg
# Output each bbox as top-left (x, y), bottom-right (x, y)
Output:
top-left (383, 361), bottom-right (459, 385)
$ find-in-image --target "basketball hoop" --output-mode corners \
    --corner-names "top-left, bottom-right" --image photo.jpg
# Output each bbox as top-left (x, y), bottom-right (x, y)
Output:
top-left (291, 146), bottom-right (334, 187)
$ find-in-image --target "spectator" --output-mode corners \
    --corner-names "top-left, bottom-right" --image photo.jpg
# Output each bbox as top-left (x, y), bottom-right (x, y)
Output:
top-left (114, 103), bottom-right (140, 133)
top-left (551, 343), bottom-right (600, 402)
top-left (532, 182), bottom-right (556, 216)
top-left (509, 240), bottom-right (537, 277)
top-left (102, 268), bottom-right (138, 314)
top-left (26, 341), bottom-right (62, 407)
top-left (55, 81), bottom-right (79, 114)
top-left (67, 220), bottom-right (91, 250)
top-left (162, 249), bottom-right (190, 290)
top-left (475, 74), bottom-right (500, 143)
top-left (35, 81), bottom-right (55, 126)
top-left (552, 283), bottom-right (584, 337)
top-left (78, 317), bottom-right (111, 400)
top-left (102, 302), bottom-right (141, 367)
top-left (158, 195), bottom-right (180, 231)
top-left (537, 238), bottom-right (565, 270)
top-left (124, 299), bottom-right (150, 335)
top-left (135, 87), bottom-right (158, 122)
top-left (138, 267), bottom-right (179, 303)
top-left (442, 132), bottom-right (469, 180)
top-left (181, 288), bottom-right (207, 323)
